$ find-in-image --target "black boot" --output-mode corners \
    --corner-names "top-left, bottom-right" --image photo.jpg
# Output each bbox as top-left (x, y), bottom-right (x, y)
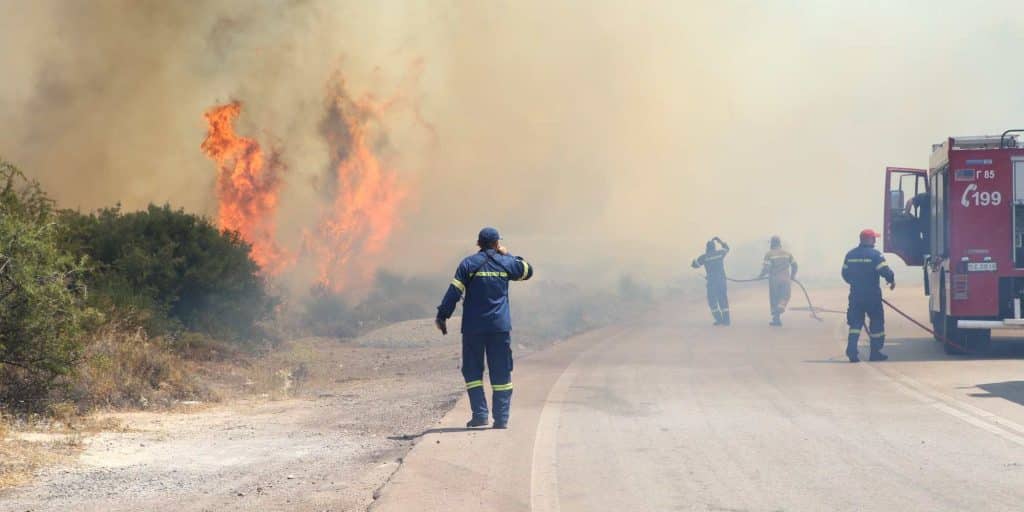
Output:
top-left (721, 311), bottom-right (731, 326)
top-left (869, 336), bottom-right (888, 361)
top-left (466, 417), bottom-right (489, 428)
top-left (712, 310), bottom-right (723, 326)
top-left (846, 339), bottom-right (860, 363)
top-left (492, 387), bottom-right (512, 429)
top-left (465, 385), bottom-right (489, 427)
top-left (770, 314), bottom-right (782, 327)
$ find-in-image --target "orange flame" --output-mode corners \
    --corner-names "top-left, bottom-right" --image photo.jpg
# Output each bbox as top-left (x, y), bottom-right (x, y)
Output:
top-left (201, 101), bottom-right (292, 275)
top-left (306, 75), bottom-right (406, 291)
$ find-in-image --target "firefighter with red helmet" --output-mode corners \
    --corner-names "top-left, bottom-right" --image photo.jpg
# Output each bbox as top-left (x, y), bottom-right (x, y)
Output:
top-left (841, 229), bottom-right (895, 362)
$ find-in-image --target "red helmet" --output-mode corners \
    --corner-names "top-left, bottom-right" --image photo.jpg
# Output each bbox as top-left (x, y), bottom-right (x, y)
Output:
top-left (859, 229), bottom-right (879, 243)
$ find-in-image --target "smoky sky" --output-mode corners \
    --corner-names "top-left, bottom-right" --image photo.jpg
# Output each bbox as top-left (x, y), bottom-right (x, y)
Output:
top-left (3, 1), bottom-right (1024, 286)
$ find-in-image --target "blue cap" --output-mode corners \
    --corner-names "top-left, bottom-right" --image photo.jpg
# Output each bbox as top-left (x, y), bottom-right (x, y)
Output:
top-left (478, 227), bottom-right (501, 244)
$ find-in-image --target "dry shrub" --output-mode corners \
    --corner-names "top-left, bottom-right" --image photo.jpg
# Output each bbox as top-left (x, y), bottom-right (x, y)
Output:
top-left (56, 322), bottom-right (216, 411)
top-left (172, 331), bottom-right (245, 362)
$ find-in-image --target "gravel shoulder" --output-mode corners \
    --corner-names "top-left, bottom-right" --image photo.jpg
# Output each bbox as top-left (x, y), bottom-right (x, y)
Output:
top-left (0, 318), bottom-right (473, 512)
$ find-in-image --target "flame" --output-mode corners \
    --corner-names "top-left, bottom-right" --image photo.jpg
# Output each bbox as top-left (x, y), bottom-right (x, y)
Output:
top-left (306, 74), bottom-right (407, 291)
top-left (201, 101), bottom-right (292, 275)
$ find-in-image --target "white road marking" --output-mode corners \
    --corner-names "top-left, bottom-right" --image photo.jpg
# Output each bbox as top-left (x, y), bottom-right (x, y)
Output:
top-left (830, 317), bottom-right (1024, 447)
top-left (528, 358), bottom-right (578, 512)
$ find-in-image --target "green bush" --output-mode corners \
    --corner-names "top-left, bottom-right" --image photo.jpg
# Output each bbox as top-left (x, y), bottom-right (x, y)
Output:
top-left (0, 162), bottom-right (96, 390)
top-left (58, 204), bottom-right (274, 342)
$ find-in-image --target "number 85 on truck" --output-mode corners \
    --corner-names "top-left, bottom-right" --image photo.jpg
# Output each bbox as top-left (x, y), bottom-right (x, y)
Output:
top-left (884, 130), bottom-right (1024, 354)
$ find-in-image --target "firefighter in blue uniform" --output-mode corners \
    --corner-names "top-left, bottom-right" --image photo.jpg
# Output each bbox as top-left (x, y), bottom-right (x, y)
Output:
top-left (692, 236), bottom-right (730, 326)
top-left (436, 227), bottom-right (534, 429)
top-left (841, 229), bottom-right (895, 362)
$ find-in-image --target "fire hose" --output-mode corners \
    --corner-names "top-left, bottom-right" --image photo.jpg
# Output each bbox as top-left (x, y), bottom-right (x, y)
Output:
top-left (693, 270), bottom-right (824, 321)
top-left (881, 298), bottom-right (972, 353)
top-left (797, 295), bottom-right (973, 354)
top-left (696, 270), bottom-right (972, 352)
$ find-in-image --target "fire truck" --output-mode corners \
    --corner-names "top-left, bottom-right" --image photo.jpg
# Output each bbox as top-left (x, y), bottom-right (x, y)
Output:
top-left (884, 131), bottom-right (1024, 354)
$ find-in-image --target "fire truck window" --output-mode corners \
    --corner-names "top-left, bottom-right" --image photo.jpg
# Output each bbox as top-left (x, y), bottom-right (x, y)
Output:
top-left (889, 172), bottom-right (928, 261)
top-left (1014, 161), bottom-right (1024, 267)
top-left (932, 169), bottom-right (947, 257)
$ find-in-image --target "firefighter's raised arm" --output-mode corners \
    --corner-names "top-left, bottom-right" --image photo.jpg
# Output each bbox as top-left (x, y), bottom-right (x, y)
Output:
top-left (715, 237), bottom-right (730, 253)
top-left (691, 255), bottom-right (705, 269)
top-left (511, 255), bottom-right (534, 281)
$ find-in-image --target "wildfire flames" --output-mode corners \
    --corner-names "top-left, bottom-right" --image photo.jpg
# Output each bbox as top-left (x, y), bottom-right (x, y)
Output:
top-left (201, 102), bottom-right (292, 275)
top-left (201, 74), bottom-right (409, 291)
top-left (307, 76), bottom-right (406, 291)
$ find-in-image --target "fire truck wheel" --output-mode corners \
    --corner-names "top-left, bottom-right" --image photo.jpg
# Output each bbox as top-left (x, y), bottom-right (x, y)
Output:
top-left (941, 315), bottom-right (968, 355)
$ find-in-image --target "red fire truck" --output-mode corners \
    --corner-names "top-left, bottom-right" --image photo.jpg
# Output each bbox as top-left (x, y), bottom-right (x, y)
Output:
top-left (884, 131), bottom-right (1024, 354)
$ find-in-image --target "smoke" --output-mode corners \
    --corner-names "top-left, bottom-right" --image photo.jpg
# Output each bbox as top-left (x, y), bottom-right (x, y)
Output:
top-left (3, 1), bottom-right (1024, 291)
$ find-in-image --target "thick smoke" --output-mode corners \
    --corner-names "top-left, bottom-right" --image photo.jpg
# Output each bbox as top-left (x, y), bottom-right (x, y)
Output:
top-left (3, 1), bottom-right (1024, 289)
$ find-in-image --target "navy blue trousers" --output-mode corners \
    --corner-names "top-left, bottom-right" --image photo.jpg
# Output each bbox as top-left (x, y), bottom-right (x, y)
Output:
top-left (462, 332), bottom-right (514, 423)
top-left (706, 277), bottom-right (729, 322)
top-left (847, 294), bottom-right (885, 354)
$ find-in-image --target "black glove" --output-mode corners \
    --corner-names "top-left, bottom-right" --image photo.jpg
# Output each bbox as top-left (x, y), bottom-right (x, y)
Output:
top-left (435, 317), bottom-right (448, 335)
top-left (888, 280), bottom-right (896, 291)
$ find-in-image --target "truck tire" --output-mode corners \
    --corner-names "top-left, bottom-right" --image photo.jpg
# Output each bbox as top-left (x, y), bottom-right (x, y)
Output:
top-left (942, 314), bottom-right (968, 355)
top-left (937, 271), bottom-right (968, 355)
top-left (930, 310), bottom-right (942, 342)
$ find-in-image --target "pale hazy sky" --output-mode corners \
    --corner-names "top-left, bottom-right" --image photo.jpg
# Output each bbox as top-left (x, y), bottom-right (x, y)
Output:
top-left (2, 1), bottom-right (1022, 284)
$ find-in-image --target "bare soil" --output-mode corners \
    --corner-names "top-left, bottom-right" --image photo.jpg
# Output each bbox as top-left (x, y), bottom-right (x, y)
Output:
top-left (0, 318), bottom-right (478, 512)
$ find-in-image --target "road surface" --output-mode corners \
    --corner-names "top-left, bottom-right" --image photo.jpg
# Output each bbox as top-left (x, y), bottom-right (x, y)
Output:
top-left (373, 288), bottom-right (1024, 511)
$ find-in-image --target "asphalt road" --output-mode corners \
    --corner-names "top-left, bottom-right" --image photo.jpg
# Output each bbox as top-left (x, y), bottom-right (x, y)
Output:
top-left (372, 287), bottom-right (1024, 512)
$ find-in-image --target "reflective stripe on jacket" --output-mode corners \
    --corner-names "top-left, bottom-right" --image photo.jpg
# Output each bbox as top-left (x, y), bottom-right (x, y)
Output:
top-left (763, 249), bottom-right (796, 281)
top-left (693, 248), bottom-right (729, 281)
top-left (437, 250), bottom-right (534, 334)
top-left (841, 244), bottom-right (894, 297)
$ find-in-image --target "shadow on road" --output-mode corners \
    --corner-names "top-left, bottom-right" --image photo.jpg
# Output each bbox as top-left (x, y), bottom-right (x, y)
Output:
top-left (803, 336), bottom-right (1024, 364)
top-left (969, 381), bottom-right (1024, 407)
top-left (388, 427), bottom-right (486, 441)
top-left (883, 336), bottom-right (1024, 362)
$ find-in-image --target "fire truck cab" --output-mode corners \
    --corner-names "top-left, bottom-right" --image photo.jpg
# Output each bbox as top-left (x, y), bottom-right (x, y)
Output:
top-left (884, 130), bottom-right (1024, 354)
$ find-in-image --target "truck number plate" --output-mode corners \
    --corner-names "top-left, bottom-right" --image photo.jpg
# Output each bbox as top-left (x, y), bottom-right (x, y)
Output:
top-left (967, 262), bottom-right (997, 272)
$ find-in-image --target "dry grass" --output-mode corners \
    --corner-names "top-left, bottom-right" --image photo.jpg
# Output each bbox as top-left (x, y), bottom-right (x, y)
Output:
top-left (0, 414), bottom-right (83, 489)
top-left (56, 323), bottom-right (218, 412)
top-left (243, 338), bottom-right (327, 399)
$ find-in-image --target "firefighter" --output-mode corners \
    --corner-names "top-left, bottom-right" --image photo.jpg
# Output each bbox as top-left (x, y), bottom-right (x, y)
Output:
top-left (691, 236), bottom-right (730, 326)
top-left (435, 227), bottom-right (534, 429)
top-left (759, 235), bottom-right (798, 327)
top-left (841, 229), bottom-right (895, 363)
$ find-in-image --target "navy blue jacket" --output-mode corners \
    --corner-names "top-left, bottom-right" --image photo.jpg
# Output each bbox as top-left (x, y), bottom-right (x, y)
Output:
top-left (841, 244), bottom-right (895, 299)
top-left (437, 250), bottom-right (534, 334)
top-left (692, 247), bottom-right (729, 282)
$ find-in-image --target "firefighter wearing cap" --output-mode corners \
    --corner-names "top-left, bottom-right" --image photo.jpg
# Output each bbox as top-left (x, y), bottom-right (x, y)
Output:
top-left (841, 229), bottom-right (895, 362)
top-left (692, 236), bottom-right (730, 326)
top-left (760, 236), bottom-right (798, 327)
top-left (436, 227), bottom-right (534, 429)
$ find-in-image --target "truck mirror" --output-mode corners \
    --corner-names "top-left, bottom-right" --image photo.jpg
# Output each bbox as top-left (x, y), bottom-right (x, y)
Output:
top-left (889, 189), bottom-right (905, 211)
